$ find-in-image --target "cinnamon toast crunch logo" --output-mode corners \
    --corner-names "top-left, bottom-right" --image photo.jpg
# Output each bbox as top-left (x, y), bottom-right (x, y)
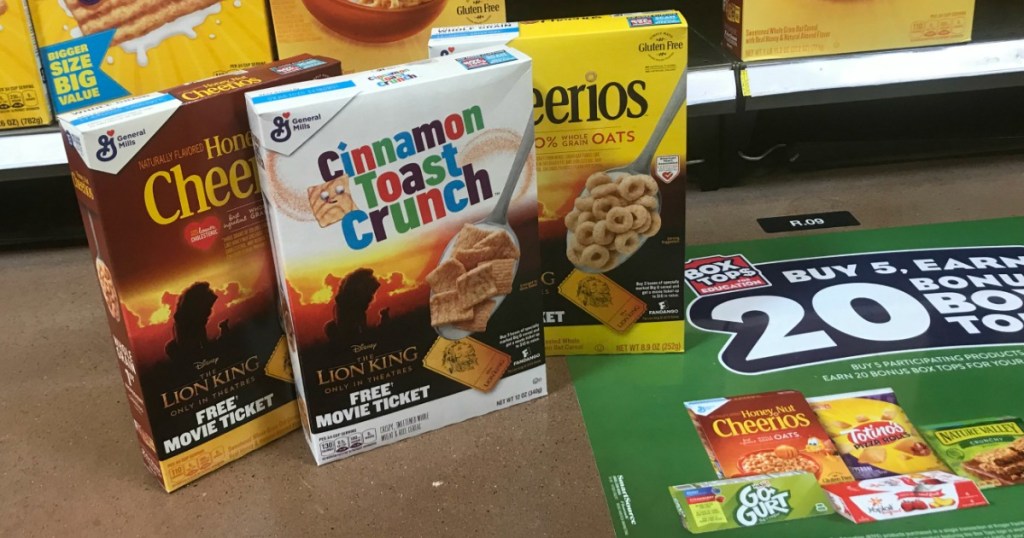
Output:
top-left (685, 255), bottom-right (771, 296)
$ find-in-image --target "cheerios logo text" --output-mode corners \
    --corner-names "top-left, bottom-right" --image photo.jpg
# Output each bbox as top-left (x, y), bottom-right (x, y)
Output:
top-left (534, 79), bottom-right (648, 125)
top-left (316, 106), bottom-right (495, 250)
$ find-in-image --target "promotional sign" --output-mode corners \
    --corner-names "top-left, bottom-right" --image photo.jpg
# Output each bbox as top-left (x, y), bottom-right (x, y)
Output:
top-left (568, 218), bottom-right (1024, 537)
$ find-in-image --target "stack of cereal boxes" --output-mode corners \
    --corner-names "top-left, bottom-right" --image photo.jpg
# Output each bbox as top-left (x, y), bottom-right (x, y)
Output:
top-left (58, 55), bottom-right (341, 491)
top-left (430, 12), bottom-right (688, 357)
top-left (246, 47), bottom-right (547, 464)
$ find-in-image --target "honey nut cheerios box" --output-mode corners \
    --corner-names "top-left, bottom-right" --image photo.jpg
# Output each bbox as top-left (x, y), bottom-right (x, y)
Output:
top-left (0, 0), bottom-right (51, 129)
top-left (723, 0), bottom-right (975, 61)
top-left (246, 47), bottom-right (546, 465)
top-left (57, 55), bottom-right (341, 492)
top-left (269, 0), bottom-right (506, 74)
top-left (429, 12), bottom-right (687, 356)
top-left (686, 390), bottom-right (856, 486)
top-left (29, 0), bottom-right (275, 114)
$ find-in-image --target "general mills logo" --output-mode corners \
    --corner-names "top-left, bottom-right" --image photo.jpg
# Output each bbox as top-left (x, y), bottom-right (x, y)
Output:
top-left (271, 112), bottom-right (292, 142)
top-left (96, 130), bottom-right (117, 162)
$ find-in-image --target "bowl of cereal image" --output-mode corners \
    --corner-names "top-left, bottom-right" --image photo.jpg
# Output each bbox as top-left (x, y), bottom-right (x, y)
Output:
top-left (738, 450), bottom-right (822, 478)
top-left (302, 0), bottom-right (448, 43)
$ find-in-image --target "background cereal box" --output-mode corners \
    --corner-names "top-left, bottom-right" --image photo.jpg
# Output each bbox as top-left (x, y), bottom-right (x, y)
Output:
top-left (247, 47), bottom-right (546, 465)
top-left (271, 0), bottom-right (506, 73)
top-left (29, 0), bottom-right (274, 113)
top-left (430, 12), bottom-right (687, 356)
top-left (0, 0), bottom-right (51, 129)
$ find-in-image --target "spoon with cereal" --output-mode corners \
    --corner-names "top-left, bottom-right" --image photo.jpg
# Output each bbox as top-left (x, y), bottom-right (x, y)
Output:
top-left (565, 69), bottom-right (687, 273)
top-left (427, 117), bottom-right (535, 340)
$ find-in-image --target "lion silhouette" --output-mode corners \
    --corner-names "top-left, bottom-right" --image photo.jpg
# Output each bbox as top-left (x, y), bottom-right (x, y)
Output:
top-left (577, 276), bottom-right (612, 308)
top-left (325, 268), bottom-right (381, 343)
top-left (442, 341), bottom-right (478, 374)
top-left (166, 282), bottom-right (219, 360)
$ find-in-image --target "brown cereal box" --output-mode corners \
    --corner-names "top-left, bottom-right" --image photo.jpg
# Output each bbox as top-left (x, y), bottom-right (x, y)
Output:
top-left (686, 390), bottom-right (855, 486)
top-left (57, 56), bottom-right (341, 492)
top-left (808, 388), bottom-right (948, 481)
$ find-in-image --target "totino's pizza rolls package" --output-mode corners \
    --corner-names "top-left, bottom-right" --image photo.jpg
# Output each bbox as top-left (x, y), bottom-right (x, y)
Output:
top-left (429, 12), bottom-right (688, 356)
top-left (57, 55), bottom-right (341, 492)
top-left (686, 390), bottom-right (855, 486)
top-left (808, 388), bottom-right (948, 481)
top-left (246, 47), bottom-right (547, 465)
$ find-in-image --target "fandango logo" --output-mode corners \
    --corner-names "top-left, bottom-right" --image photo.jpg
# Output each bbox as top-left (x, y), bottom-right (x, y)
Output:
top-left (271, 113), bottom-right (292, 142)
top-left (96, 130), bottom-right (117, 162)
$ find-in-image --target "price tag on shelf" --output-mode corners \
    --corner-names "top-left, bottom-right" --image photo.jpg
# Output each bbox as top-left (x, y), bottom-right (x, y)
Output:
top-left (758, 211), bottom-right (860, 233)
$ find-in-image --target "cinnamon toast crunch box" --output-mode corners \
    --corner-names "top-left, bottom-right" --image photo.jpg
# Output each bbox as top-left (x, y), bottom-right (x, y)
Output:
top-left (430, 12), bottom-right (687, 356)
top-left (57, 56), bottom-right (341, 492)
top-left (246, 47), bottom-right (546, 465)
top-left (29, 0), bottom-right (275, 113)
top-left (269, 0), bottom-right (506, 74)
top-left (0, 0), bottom-right (51, 129)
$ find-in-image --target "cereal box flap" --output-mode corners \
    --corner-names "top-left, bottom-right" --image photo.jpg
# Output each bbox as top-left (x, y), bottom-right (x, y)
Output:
top-left (57, 92), bottom-right (182, 175)
top-left (248, 46), bottom-right (530, 156)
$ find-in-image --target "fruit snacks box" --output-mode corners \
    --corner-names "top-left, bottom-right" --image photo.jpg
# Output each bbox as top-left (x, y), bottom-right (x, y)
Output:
top-left (808, 388), bottom-right (948, 481)
top-left (686, 390), bottom-right (855, 486)
top-left (0, 0), bottom-right (51, 129)
top-left (246, 47), bottom-right (546, 465)
top-left (922, 417), bottom-right (1024, 488)
top-left (824, 471), bottom-right (988, 524)
top-left (270, 0), bottom-right (506, 74)
top-left (723, 0), bottom-right (975, 61)
top-left (668, 472), bottom-right (834, 533)
top-left (429, 12), bottom-right (687, 356)
top-left (29, 0), bottom-right (275, 114)
top-left (57, 56), bottom-right (341, 492)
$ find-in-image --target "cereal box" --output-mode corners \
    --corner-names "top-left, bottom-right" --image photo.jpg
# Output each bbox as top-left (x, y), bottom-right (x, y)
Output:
top-left (668, 472), bottom-right (834, 534)
top-left (29, 0), bottom-right (275, 114)
top-left (922, 417), bottom-right (1024, 488)
top-left (270, 0), bottom-right (506, 74)
top-left (246, 47), bottom-right (547, 465)
top-left (430, 12), bottom-right (687, 356)
top-left (0, 0), bottom-right (51, 129)
top-left (824, 471), bottom-right (989, 524)
top-left (724, 0), bottom-right (975, 61)
top-left (686, 390), bottom-right (855, 486)
top-left (808, 388), bottom-right (948, 481)
top-left (57, 56), bottom-right (341, 492)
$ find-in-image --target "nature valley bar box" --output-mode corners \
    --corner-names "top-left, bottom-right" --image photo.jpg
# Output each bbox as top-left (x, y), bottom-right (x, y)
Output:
top-left (723, 0), bottom-right (975, 61)
top-left (430, 12), bottom-right (687, 356)
top-left (246, 47), bottom-right (546, 465)
top-left (269, 0), bottom-right (506, 73)
top-left (57, 56), bottom-right (341, 492)
top-left (30, 0), bottom-right (276, 113)
top-left (0, 0), bottom-right (52, 129)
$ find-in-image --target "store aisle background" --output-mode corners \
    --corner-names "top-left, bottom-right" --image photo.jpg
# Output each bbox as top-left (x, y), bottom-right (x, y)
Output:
top-left (1, 154), bottom-right (1022, 536)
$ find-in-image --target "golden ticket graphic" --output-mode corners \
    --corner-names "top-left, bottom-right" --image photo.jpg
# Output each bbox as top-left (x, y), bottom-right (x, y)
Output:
top-left (263, 337), bottom-right (293, 382)
top-left (423, 336), bottom-right (511, 393)
top-left (559, 270), bottom-right (646, 333)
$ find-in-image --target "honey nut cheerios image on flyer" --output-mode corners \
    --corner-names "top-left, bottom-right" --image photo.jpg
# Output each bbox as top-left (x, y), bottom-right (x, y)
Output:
top-left (564, 66), bottom-right (685, 274)
top-left (301, 0), bottom-right (449, 43)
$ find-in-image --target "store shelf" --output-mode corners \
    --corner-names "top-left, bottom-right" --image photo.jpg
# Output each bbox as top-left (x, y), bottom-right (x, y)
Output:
top-left (0, 126), bottom-right (67, 182)
top-left (744, 38), bottom-right (1024, 110)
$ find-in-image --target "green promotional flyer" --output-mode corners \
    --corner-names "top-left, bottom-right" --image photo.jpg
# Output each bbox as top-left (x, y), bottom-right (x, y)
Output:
top-left (567, 218), bottom-right (1024, 537)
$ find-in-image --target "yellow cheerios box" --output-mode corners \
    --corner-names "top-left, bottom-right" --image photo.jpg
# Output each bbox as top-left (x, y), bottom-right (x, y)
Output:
top-left (724, 0), bottom-right (975, 61)
top-left (0, 0), bottom-right (52, 129)
top-left (28, 0), bottom-right (274, 113)
top-left (430, 12), bottom-right (688, 356)
top-left (270, 0), bottom-right (506, 74)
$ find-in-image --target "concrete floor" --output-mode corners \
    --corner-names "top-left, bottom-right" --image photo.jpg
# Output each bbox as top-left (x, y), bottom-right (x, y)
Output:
top-left (1, 154), bottom-right (1021, 537)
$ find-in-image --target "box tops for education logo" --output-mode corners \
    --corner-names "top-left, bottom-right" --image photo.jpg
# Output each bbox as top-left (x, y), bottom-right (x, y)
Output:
top-left (685, 254), bottom-right (771, 296)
